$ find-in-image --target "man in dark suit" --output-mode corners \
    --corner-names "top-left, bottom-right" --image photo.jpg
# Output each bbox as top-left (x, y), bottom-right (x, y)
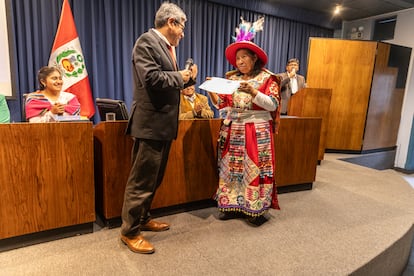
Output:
top-left (120, 2), bottom-right (197, 254)
top-left (277, 58), bottom-right (306, 115)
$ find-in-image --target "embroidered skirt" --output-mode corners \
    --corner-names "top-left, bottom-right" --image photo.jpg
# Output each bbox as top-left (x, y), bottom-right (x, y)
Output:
top-left (215, 114), bottom-right (279, 216)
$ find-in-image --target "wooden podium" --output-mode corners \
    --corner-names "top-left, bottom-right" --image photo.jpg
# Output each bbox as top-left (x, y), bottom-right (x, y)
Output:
top-left (275, 117), bottom-right (321, 187)
top-left (0, 123), bottom-right (95, 240)
top-left (288, 87), bottom-right (332, 161)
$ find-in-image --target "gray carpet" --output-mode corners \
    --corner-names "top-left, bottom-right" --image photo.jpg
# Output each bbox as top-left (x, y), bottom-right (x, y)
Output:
top-left (339, 150), bottom-right (396, 170)
top-left (1, 154), bottom-right (414, 276)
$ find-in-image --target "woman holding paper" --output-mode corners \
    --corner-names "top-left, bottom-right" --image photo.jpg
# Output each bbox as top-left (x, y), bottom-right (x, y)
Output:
top-left (208, 17), bottom-right (281, 226)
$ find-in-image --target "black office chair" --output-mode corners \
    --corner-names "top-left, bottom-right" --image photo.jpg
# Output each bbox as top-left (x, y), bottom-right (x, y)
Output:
top-left (21, 93), bottom-right (29, 122)
top-left (95, 98), bottom-right (129, 121)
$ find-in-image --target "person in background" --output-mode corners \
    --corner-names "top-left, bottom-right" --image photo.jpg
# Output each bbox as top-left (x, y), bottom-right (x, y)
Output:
top-left (120, 2), bottom-right (197, 254)
top-left (25, 66), bottom-right (80, 123)
top-left (208, 17), bottom-right (281, 226)
top-left (277, 58), bottom-right (306, 115)
top-left (179, 85), bottom-right (214, 119)
top-left (0, 95), bottom-right (10, 123)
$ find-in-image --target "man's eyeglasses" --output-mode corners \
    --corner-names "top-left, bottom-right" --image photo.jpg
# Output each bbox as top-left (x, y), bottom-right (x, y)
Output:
top-left (174, 20), bottom-right (185, 32)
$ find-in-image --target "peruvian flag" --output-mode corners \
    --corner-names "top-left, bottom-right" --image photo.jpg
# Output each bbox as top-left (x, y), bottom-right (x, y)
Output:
top-left (48, 0), bottom-right (95, 118)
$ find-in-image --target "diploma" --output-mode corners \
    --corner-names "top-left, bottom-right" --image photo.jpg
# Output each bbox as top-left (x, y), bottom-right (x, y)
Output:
top-left (198, 77), bottom-right (240, 95)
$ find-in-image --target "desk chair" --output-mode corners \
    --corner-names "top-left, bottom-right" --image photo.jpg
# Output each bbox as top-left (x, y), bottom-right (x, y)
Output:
top-left (21, 93), bottom-right (29, 122)
top-left (95, 98), bottom-right (129, 121)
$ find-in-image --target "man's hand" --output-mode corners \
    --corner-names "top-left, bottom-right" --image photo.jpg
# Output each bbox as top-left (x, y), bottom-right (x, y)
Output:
top-left (194, 102), bottom-right (202, 114)
top-left (288, 68), bottom-right (296, 78)
top-left (190, 64), bottom-right (198, 80)
top-left (179, 69), bottom-right (191, 83)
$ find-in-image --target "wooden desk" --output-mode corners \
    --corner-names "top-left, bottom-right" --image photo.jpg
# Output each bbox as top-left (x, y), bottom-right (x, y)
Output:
top-left (0, 123), bottom-right (95, 240)
top-left (94, 119), bottom-right (220, 218)
top-left (94, 117), bottom-right (321, 220)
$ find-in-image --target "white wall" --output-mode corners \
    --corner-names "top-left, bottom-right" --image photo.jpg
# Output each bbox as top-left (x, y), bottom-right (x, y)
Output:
top-left (389, 9), bottom-right (414, 169)
top-left (343, 8), bottom-right (414, 169)
top-left (0, 0), bottom-right (13, 97)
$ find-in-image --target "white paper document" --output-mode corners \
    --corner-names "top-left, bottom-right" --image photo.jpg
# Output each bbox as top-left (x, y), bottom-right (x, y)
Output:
top-left (198, 77), bottom-right (240, 95)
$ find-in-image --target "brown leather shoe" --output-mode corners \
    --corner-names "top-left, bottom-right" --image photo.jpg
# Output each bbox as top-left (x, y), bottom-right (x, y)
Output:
top-left (141, 219), bottom-right (170, 232)
top-left (120, 234), bottom-right (155, 254)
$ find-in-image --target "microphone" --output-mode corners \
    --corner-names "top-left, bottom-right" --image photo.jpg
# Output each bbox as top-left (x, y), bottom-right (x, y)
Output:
top-left (185, 58), bottom-right (194, 70)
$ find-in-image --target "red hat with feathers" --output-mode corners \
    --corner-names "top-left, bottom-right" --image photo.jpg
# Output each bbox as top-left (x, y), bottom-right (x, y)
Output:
top-left (225, 16), bottom-right (267, 68)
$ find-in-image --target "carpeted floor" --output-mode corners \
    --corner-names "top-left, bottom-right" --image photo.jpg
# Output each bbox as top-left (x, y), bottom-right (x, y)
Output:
top-left (339, 150), bottom-right (396, 170)
top-left (0, 154), bottom-right (414, 276)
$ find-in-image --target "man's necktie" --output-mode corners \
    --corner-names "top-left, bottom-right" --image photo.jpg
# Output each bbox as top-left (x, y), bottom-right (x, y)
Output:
top-left (167, 45), bottom-right (177, 70)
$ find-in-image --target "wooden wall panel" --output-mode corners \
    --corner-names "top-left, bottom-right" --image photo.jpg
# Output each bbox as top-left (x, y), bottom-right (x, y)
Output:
top-left (307, 38), bottom-right (377, 150)
top-left (306, 38), bottom-right (410, 152)
top-left (363, 43), bottom-right (404, 151)
top-left (0, 123), bottom-right (95, 239)
top-left (374, 42), bottom-right (391, 68)
top-left (363, 71), bottom-right (403, 150)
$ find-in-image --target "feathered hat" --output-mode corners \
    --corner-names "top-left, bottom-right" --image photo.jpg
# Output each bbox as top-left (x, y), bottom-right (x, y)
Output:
top-left (225, 16), bottom-right (267, 68)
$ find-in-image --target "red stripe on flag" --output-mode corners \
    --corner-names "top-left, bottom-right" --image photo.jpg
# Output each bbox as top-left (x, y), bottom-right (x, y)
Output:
top-left (50, 0), bottom-right (95, 118)
top-left (51, 0), bottom-right (78, 52)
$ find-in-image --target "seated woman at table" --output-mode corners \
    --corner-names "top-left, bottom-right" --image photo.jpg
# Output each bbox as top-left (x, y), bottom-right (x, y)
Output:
top-left (25, 66), bottom-right (81, 123)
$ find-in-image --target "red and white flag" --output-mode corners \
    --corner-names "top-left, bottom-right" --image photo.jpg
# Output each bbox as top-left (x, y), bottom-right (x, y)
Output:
top-left (48, 0), bottom-right (95, 118)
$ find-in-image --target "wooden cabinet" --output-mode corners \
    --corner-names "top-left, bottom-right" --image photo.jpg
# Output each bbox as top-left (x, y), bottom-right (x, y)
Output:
top-left (306, 38), bottom-right (411, 152)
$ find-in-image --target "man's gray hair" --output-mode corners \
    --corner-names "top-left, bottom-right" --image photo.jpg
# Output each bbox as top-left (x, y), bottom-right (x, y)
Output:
top-left (154, 2), bottom-right (187, 28)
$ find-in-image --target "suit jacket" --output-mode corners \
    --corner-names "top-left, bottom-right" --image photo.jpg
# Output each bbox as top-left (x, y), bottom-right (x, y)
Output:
top-left (179, 93), bottom-right (214, 120)
top-left (126, 29), bottom-right (194, 140)
top-left (277, 72), bottom-right (306, 114)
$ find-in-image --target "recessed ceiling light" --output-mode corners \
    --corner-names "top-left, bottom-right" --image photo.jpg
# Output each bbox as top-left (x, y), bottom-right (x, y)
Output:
top-left (334, 5), bottom-right (341, 15)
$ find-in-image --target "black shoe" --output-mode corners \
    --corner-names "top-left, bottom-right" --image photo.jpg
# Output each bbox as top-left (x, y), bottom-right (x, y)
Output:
top-left (218, 211), bottom-right (243, 220)
top-left (245, 215), bottom-right (268, 227)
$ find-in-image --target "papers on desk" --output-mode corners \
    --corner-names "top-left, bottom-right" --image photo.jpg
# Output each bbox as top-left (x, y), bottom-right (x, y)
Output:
top-left (55, 115), bottom-right (89, 122)
top-left (198, 77), bottom-right (240, 95)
